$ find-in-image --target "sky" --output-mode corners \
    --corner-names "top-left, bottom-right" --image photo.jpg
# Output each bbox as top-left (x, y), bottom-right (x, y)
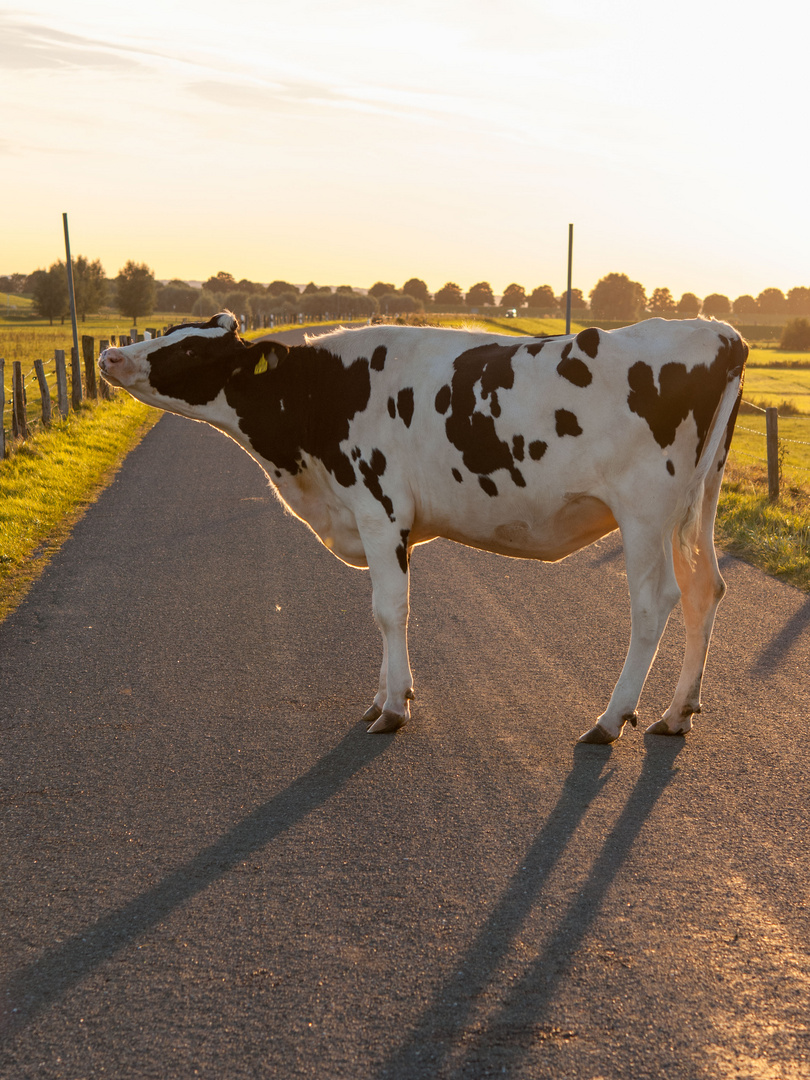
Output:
top-left (2, 0), bottom-right (809, 300)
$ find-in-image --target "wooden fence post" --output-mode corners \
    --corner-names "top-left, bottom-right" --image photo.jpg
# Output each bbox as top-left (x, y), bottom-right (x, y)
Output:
top-left (70, 346), bottom-right (83, 410)
top-left (0, 357), bottom-right (5, 460)
top-left (82, 335), bottom-right (98, 399)
top-left (766, 407), bottom-right (780, 502)
top-left (55, 350), bottom-right (69, 418)
top-left (98, 339), bottom-right (112, 400)
top-left (33, 359), bottom-right (52, 427)
top-left (12, 361), bottom-right (27, 439)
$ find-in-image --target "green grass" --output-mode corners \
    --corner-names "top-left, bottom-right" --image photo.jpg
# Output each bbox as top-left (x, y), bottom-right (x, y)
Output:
top-left (0, 395), bottom-right (158, 618)
top-left (716, 459), bottom-right (810, 591)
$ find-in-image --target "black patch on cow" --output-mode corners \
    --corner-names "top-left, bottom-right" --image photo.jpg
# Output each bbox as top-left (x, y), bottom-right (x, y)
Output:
top-left (443, 342), bottom-right (525, 489)
top-left (351, 446), bottom-right (361, 460)
top-left (719, 388), bottom-right (743, 471)
top-left (575, 327), bottom-right (600, 359)
top-left (395, 528), bottom-right (410, 574)
top-left (557, 353), bottom-right (593, 388)
top-left (528, 440), bottom-right (547, 460)
top-left (435, 384), bottom-right (451, 414)
top-left (222, 340), bottom-right (377, 488)
top-left (358, 448), bottom-right (395, 520)
top-left (452, 468), bottom-right (463, 483)
top-left (397, 387), bottom-right (415, 428)
top-left (556, 339), bottom-right (593, 388)
top-left (555, 409), bottom-right (583, 437)
top-left (525, 334), bottom-right (565, 358)
top-left (479, 475), bottom-right (498, 497)
top-left (387, 397), bottom-right (396, 418)
top-left (666, 459), bottom-right (675, 476)
top-left (490, 390), bottom-right (501, 418)
top-left (370, 346), bottom-right (387, 371)
top-left (512, 435), bottom-right (525, 461)
top-left (147, 325), bottom-right (256, 407)
top-left (627, 332), bottom-right (748, 464)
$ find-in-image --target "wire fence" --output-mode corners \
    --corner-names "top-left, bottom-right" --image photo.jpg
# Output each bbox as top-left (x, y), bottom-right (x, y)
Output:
top-left (734, 398), bottom-right (810, 498)
top-left (0, 332), bottom-right (125, 460)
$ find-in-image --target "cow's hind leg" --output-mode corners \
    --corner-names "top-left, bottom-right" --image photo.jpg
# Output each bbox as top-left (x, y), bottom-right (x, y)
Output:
top-left (360, 525), bottom-right (414, 734)
top-left (579, 522), bottom-right (681, 744)
top-left (647, 478), bottom-right (726, 736)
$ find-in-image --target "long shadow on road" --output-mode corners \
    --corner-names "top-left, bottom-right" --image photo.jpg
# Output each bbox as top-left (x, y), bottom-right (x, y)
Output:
top-left (377, 737), bottom-right (684, 1079)
top-left (0, 725), bottom-right (391, 1039)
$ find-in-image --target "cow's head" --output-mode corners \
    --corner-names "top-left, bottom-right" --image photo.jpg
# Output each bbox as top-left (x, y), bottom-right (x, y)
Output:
top-left (99, 312), bottom-right (249, 414)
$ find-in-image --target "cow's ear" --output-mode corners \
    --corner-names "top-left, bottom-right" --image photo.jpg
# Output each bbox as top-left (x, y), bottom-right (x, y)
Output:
top-left (252, 339), bottom-right (289, 375)
top-left (214, 312), bottom-right (239, 333)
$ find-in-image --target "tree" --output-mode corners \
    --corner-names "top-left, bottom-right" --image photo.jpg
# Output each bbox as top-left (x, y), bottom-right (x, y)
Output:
top-left (31, 264), bottom-right (68, 325)
top-left (302, 281), bottom-right (323, 295)
top-left (369, 281), bottom-right (396, 299)
top-left (676, 292), bottom-right (701, 317)
top-left (786, 287), bottom-right (810, 315)
top-left (528, 285), bottom-right (556, 309)
top-left (335, 285), bottom-right (355, 295)
top-left (733, 294), bottom-right (758, 315)
top-left (203, 271), bottom-right (236, 293)
top-left (756, 287), bottom-right (786, 314)
top-left (267, 280), bottom-right (299, 296)
top-left (465, 281), bottom-right (494, 307)
top-left (558, 288), bottom-right (586, 311)
top-left (780, 318), bottom-right (810, 351)
top-left (236, 278), bottom-right (263, 294)
top-left (116, 261), bottom-right (157, 325)
top-left (589, 273), bottom-right (646, 320)
top-left (501, 283), bottom-right (526, 309)
top-left (156, 281), bottom-right (199, 313)
top-left (648, 287), bottom-right (676, 314)
top-left (378, 292), bottom-right (422, 315)
top-left (192, 291), bottom-right (222, 318)
top-left (702, 293), bottom-right (731, 317)
top-left (72, 255), bottom-right (106, 321)
top-left (0, 273), bottom-right (26, 294)
top-left (434, 282), bottom-right (463, 305)
top-left (402, 278), bottom-right (430, 303)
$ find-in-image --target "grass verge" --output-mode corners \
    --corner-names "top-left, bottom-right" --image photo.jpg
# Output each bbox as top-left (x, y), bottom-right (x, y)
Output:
top-left (0, 395), bottom-right (159, 619)
top-left (716, 459), bottom-right (810, 591)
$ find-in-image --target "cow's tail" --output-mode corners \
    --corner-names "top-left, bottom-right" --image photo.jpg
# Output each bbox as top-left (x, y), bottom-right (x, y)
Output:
top-left (675, 335), bottom-right (747, 565)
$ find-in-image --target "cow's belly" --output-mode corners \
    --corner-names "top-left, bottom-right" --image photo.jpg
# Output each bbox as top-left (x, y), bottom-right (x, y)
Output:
top-left (426, 494), bottom-right (618, 562)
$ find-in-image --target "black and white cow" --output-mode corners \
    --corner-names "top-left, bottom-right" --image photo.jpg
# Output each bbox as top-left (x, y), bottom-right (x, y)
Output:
top-left (99, 314), bottom-right (746, 743)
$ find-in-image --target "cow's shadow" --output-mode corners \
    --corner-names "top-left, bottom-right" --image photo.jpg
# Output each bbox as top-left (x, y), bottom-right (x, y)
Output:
top-left (375, 735), bottom-right (684, 1079)
top-left (1, 725), bottom-right (391, 1038)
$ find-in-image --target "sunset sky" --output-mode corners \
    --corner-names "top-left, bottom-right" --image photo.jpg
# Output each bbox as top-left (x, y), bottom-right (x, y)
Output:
top-left (3, 1), bottom-right (808, 300)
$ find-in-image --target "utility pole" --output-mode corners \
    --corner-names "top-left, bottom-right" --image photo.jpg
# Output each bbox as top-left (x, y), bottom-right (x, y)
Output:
top-left (62, 213), bottom-right (81, 400)
top-left (565, 223), bottom-right (574, 336)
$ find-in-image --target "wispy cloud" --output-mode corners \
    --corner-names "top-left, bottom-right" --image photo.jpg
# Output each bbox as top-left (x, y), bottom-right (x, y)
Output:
top-left (0, 14), bottom-right (146, 71)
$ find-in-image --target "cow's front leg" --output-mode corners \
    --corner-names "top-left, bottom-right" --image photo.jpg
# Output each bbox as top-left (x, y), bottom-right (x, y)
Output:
top-left (361, 530), bottom-right (414, 734)
top-left (579, 524), bottom-right (681, 744)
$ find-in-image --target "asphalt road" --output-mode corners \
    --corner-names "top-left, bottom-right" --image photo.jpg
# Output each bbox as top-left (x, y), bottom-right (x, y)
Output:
top-left (1, 326), bottom-right (809, 1079)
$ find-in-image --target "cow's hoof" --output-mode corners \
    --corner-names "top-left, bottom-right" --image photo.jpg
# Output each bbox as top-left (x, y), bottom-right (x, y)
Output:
top-left (362, 704), bottom-right (383, 723)
top-left (368, 710), bottom-right (407, 733)
top-left (578, 723), bottom-right (618, 745)
top-left (645, 718), bottom-right (688, 736)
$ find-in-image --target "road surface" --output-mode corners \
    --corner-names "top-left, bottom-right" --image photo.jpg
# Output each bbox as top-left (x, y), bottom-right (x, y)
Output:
top-left (1, 326), bottom-right (808, 1078)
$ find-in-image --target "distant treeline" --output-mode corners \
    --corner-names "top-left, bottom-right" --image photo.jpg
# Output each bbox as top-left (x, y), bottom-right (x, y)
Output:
top-left (4, 265), bottom-right (810, 325)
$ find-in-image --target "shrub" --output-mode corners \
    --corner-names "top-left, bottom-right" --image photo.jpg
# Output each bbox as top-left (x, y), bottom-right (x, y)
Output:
top-left (780, 318), bottom-right (810, 351)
